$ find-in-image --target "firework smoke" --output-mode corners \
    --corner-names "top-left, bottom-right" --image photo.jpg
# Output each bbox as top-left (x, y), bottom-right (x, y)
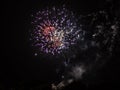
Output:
top-left (51, 10), bottom-right (119, 90)
top-left (69, 65), bottom-right (86, 80)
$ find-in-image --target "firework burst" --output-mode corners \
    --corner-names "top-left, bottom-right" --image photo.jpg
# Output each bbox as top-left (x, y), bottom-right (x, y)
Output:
top-left (30, 6), bottom-right (81, 55)
top-left (29, 4), bottom-right (120, 90)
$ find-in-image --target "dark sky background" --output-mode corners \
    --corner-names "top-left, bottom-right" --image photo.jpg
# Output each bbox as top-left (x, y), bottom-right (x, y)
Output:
top-left (2, 0), bottom-right (120, 89)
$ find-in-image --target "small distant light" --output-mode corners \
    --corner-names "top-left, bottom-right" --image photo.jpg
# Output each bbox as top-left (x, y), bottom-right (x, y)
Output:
top-left (34, 53), bottom-right (38, 56)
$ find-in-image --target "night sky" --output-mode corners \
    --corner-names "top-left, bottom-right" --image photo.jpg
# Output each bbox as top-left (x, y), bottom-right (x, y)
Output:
top-left (2, 0), bottom-right (120, 89)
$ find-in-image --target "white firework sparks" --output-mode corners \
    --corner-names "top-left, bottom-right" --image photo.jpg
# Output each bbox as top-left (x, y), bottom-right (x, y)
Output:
top-left (30, 6), bottom-right (81, 55)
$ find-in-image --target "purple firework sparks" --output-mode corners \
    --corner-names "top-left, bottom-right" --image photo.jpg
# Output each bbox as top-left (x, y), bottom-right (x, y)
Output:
top-left (30, 6), bottom-right (81, 56)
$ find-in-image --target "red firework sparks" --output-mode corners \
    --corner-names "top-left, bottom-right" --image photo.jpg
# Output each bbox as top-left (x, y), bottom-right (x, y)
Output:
top-left (42, 26), bottom-right (63, 48)
top-left (43, 26), bottom-right (55, 36)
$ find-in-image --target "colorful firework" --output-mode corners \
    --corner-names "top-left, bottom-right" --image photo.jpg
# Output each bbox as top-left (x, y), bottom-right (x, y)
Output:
top-left (29, 4), bottom-right (120, 90)
top-left (30, 6), bottom-right (81, 55)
